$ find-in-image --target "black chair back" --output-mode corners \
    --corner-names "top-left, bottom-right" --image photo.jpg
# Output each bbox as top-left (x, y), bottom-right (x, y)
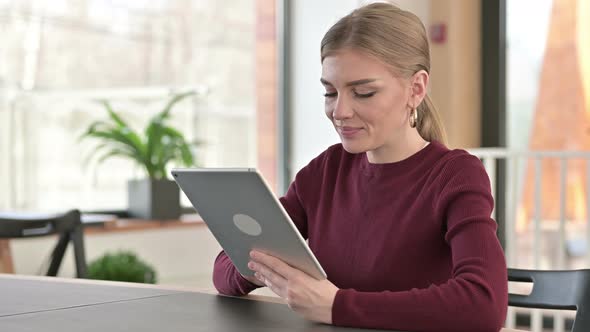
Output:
top-left (0, 210), bottom-right (87, 278)
top-left (0, 210), bottom-right (80, 238)
top-left (509, 268), bottom-right (590, 332)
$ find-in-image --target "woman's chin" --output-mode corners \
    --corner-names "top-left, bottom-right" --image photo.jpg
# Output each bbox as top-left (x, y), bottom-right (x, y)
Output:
top-left (340, 141), bottom-right (366, 154)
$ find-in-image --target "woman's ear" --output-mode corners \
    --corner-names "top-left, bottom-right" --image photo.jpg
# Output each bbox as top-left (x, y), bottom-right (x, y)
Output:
top-left (409, 70), bottom-right (429, 108)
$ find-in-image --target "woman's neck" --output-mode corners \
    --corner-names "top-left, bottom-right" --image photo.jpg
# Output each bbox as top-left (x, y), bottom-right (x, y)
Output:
top-left (366, 130), bottom-right (428, 164)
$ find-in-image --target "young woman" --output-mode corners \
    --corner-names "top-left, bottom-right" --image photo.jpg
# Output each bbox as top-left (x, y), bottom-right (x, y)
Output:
top-left (213, 3), bottom-right (508, 332)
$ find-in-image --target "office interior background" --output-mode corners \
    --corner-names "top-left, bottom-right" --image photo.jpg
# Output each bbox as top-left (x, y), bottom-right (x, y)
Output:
top-left (0, 0), bottom-right (589, 331)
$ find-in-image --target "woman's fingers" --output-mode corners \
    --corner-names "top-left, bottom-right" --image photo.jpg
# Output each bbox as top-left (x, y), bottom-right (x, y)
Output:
top-left (249, 261), bottom-right (288, 296)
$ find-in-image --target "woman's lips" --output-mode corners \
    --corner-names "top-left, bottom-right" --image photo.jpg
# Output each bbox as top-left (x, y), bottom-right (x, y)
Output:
top-left (337, 126), bottom-right (363, 138)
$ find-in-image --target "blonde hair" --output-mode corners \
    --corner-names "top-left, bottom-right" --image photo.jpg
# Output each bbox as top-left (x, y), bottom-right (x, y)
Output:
top-left (320, 2), bottom-right (447, 144)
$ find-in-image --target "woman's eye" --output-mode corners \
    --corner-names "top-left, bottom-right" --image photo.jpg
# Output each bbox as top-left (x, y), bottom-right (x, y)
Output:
top-left (324, 92), bottom-right (337, 98)
top-left (354, 91), bottom-right (376, 98)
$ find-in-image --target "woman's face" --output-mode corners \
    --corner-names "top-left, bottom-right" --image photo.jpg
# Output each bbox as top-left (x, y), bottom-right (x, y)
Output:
top-left (321, 49), bottom-right (414, 156)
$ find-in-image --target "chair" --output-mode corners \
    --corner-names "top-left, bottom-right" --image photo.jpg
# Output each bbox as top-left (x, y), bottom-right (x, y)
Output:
top-left (508, 268), bottom-right (590, 332)
top-left (0, 209), bottom-right (87, 278)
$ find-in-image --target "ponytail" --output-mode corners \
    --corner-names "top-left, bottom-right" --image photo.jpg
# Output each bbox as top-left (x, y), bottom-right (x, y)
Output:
top-left (417, 94), bottom-right (447, 145)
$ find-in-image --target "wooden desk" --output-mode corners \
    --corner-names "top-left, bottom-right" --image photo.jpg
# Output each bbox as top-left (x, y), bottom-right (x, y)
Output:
top-left (0, 274), bottom-right (527, 332)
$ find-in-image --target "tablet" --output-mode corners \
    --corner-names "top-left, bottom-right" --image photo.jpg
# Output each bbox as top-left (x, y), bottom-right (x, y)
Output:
top-left (171, 168), bottom-right (327, 280)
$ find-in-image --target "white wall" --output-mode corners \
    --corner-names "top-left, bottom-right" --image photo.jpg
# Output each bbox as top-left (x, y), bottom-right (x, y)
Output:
top-left (289, 0), bottom-right (430, 175)
top-left (289, 0), bottom-right (358, 174)
top-left (390, 0), bottom-right (430, 24)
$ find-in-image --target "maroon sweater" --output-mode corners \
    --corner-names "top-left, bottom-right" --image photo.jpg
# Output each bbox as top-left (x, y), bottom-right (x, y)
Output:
top-left (213, 141), bottom-right (508, 332)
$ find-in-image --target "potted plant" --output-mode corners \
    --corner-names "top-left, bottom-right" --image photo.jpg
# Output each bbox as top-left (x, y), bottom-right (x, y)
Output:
top-left (87, 250), bottom-right (157, 284)
top-left (80, 91), bottom-right (198, 220)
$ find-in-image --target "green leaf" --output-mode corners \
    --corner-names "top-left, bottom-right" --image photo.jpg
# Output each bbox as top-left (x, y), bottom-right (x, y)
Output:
top-left (95, 148), bottom-right (142, 167)
top-left (144, 92), bottom-right (195, 177)
top-left (149, 126), bottom-right (195, 168)
top-left (101, 101), bottom-right (128, 128)
top-left (159, 125), bottom-right (185, 139)
top-left (78, 120), bottom-right (109, 141)
top-left (99, 102), bottom-right (147, 159)
top-left (80, 93), bottom-right (200, 180)
top-left (151, 91), bottom-right (195, 123)
top-left (82, 142), bottom-right (137, 168)
top-left (144, 121), bottom-right (165, 173)
top-left (179, 142), bottom-right (194, 166)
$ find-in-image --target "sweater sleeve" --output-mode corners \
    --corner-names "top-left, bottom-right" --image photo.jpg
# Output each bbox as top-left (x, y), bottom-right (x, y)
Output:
top-left (212, 165), bottom-right (311, 296)
top-left (332, 154), bottom-right (508, 332)
top-left (212, 251), bottom-right (261, 296)
top-left (279, 175), bottom-right (309, 238)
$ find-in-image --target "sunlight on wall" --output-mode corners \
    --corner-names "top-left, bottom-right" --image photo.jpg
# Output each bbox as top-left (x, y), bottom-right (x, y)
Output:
top-left (579, 0), bottom-right (590, 122)
top-left (519, 0), bottom-right (590, 230)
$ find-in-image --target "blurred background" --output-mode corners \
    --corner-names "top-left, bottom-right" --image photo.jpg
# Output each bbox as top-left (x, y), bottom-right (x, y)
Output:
top-left (0, 1), bottom-right (589, 331)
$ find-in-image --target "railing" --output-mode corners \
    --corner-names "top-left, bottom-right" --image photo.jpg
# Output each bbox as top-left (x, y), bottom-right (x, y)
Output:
top-left (469, 148), bottom-right (590, 332)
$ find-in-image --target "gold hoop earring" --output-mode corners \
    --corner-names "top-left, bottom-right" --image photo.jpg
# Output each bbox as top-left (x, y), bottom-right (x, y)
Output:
top-left (409, 108), bottom-right (418, 128)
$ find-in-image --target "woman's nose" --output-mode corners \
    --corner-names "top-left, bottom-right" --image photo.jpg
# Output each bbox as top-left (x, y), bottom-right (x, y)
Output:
top-left (332, 96), bottom-right (353, 120)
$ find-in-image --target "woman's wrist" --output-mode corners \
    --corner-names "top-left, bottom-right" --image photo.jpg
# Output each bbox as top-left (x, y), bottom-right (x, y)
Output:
top-left (240, 273), bottom-right (265, 287)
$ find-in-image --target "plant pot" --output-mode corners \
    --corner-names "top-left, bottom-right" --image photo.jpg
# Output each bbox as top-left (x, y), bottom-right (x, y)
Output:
top-left (127, 179), bottom-right (181, 220)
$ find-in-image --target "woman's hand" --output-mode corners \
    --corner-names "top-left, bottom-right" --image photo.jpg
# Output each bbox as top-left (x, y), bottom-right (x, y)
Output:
top-left (248, 250), bottom-right (339, 324)
top-left (240, 273), bottom-right (266, 287)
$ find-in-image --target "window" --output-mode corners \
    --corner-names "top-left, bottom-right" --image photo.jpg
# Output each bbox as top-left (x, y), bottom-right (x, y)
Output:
top-left (506, 0), bottom-right (553, 150)
top-left (506, 0), bottom-right (590, 269)
top-left (0, 0), bottom-right (257, 211)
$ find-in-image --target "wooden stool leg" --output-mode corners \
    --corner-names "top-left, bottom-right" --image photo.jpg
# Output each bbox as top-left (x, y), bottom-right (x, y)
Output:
top-left (0, 240), bottom-right (15, 273)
